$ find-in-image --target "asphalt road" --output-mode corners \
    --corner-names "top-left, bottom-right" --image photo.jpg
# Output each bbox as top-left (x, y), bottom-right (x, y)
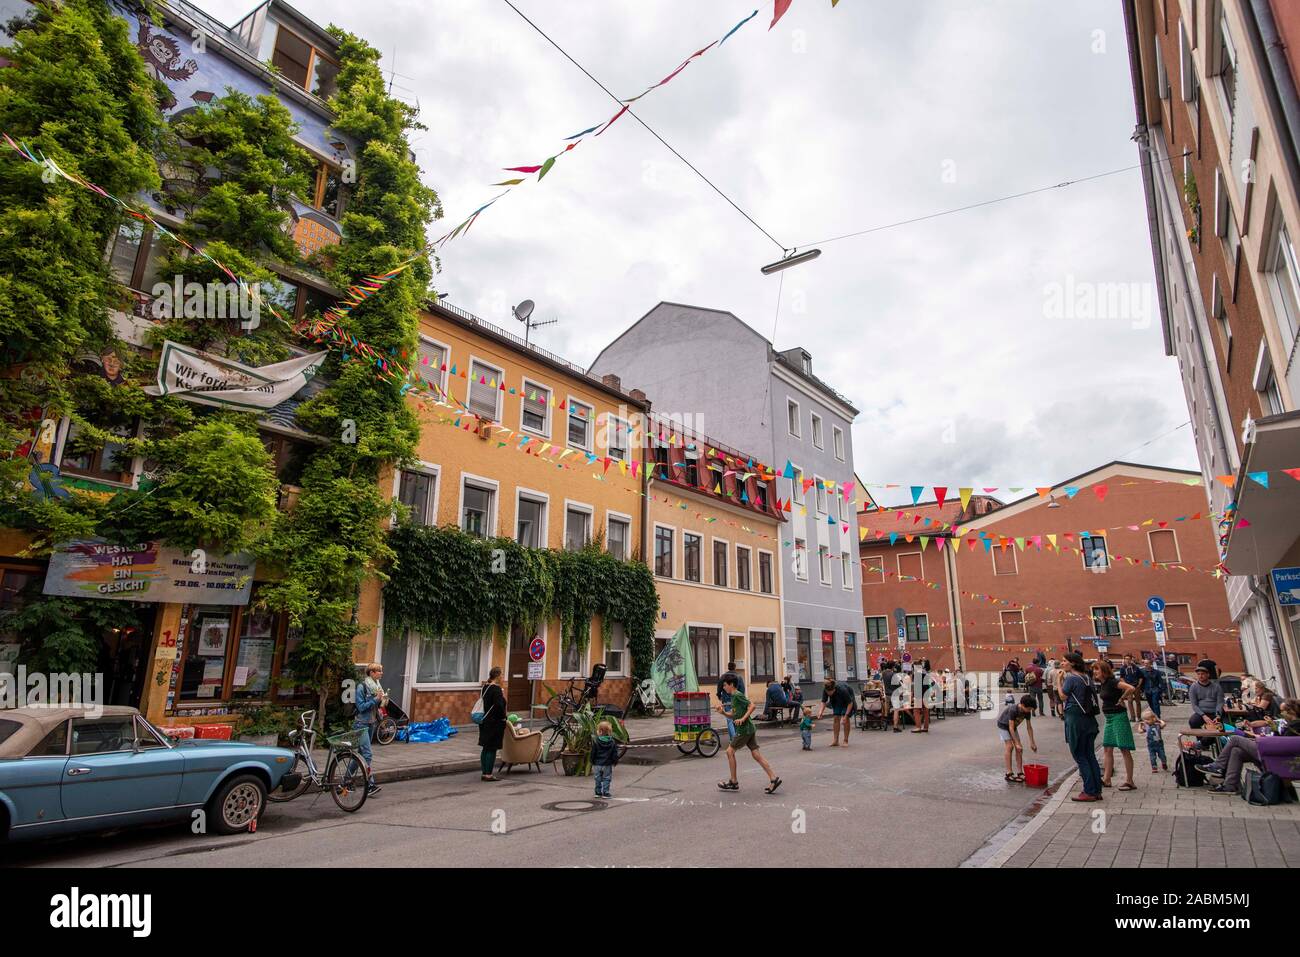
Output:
top-left (3, 704), bottom-right (1080, 868)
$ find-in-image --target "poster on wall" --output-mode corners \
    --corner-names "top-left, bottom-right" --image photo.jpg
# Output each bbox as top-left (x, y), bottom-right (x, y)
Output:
top-left (196, 620), bottom-right (229, 657)
top-left (234, 638), bottom-right (275, 696)
top-left (43, 539), bottom-right (254, 605)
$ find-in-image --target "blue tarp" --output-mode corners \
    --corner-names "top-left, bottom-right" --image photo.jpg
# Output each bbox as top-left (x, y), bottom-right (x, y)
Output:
top-left (397, 717), bottom-right (458, 743)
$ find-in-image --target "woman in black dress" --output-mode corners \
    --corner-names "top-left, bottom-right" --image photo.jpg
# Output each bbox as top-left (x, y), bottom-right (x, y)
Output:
top-left (478, 666), bottom-right (508, 782)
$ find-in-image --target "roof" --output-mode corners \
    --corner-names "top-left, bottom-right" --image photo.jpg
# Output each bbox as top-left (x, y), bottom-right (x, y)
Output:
top-left (0, 706), bottom-right (140, 759)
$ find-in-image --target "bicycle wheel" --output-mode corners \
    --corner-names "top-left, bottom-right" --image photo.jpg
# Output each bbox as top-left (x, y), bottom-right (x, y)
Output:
top-left (327, 748), bottom-right (370, 812)
top-left (374, 717), bottom-right (397, 745)
top-left (266, 753), bottom-right (311, 803)
top-left (694, 727), bottom-right (722, 757)
top-left (676, 736), bottom-right (695, 755)
top-left (544, 694), bottom-right (568, 726)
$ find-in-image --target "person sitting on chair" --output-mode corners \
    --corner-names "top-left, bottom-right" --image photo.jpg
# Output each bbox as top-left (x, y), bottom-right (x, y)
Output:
top-left (764, 680), bottom-right (792, 721)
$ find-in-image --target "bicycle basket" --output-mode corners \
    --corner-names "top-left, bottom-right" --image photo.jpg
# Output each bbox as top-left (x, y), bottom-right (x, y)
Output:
top-left (326, 728), bottom-right (370, 751)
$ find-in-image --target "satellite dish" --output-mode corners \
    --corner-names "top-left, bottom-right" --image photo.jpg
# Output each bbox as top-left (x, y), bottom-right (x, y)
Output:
top-left (513, 299), bottom-right (535, 323)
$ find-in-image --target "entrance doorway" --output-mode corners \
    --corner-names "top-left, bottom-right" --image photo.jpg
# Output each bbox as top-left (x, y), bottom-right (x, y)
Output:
top-left (102, 605), bottom-right (156, 708)
top-left (507, 624), bottom-right (535, 714)
top-left (380, 627), bottom-right (409, 714)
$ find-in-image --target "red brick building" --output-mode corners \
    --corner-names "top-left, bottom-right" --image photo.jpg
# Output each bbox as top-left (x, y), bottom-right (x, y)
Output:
top-left (859, 463), bottom-right (1243, 675)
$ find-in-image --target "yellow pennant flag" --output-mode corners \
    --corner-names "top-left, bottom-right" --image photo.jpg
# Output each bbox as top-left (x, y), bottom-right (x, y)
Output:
top-left (959, 487), bottom-right (973, 510)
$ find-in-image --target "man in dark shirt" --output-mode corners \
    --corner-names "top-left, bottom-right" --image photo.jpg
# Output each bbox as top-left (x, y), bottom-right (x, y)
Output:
top-left (817, 676), bottom-right (857, 747)
top-left (1119, 655), bottom-right (1145, 723)
top-left (880, 662), bottom-right (898, 718)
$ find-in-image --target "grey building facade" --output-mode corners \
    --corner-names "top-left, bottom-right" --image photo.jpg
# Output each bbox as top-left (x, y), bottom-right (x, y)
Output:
top-left (590, 302), bottom-right (864, 689)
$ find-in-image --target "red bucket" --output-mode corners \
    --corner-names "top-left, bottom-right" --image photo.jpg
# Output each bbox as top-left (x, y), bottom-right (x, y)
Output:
top-left (1023, 763), bottom-right (1048, 787)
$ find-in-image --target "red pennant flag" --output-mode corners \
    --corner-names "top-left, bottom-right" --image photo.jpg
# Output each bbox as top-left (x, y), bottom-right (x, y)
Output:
top-left (771, 0), bottom-right (793, 29)
top-left (934, 486), bottom-right (948, 510)
top-left (1284, 468), bottom-right (1300, 482)
top-left (1093, 483), bottom-right (1108, 503)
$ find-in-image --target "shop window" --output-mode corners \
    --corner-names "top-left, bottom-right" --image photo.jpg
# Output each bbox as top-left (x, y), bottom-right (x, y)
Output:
top-left (844, 632), bottom-right (857, 679)
top-left (751, 632), bottom-right (776, 684)
top-left (415, 632), bottom-right (482, 684)
top-left (796, 628), bottom-right (811, 681)
top-left (821, 630), bottom-right (835, 678)
top-left (232, 606), bottom-right (279, 698)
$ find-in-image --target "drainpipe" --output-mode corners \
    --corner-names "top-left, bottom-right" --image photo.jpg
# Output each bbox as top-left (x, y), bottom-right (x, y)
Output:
top-left (943, 536), bottom-right (964, 672)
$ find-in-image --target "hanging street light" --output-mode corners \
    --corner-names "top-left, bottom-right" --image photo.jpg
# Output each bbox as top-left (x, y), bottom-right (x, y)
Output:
top-left (760, 247), bottom-right (822, 275)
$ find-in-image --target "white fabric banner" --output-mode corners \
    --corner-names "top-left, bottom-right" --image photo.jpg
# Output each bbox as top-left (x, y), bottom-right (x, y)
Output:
top-left (144, 340), bottom-right (326, 410)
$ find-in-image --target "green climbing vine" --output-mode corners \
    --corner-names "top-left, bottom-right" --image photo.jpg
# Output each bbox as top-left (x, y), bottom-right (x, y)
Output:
top-left (383, 523), bottom-right (660, 680)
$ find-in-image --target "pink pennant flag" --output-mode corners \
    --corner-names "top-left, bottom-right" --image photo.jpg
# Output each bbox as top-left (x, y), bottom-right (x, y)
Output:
top-left (771, 0), bottom-right (793, 29)
top-left (503, 165), bottom-right (543, 173)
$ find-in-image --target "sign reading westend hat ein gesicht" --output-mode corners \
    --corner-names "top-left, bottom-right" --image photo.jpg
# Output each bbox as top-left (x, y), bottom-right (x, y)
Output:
top-left (43, 539), bottom-right (254, 605)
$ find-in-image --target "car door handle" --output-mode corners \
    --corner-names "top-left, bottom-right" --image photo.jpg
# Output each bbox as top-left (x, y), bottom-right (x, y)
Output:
top-left (66, 767), bottom-right (92, 776)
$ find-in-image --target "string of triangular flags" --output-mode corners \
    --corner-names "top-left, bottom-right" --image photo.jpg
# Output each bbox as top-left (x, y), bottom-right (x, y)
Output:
top-left (862, 501), bottom-right (1225, 542)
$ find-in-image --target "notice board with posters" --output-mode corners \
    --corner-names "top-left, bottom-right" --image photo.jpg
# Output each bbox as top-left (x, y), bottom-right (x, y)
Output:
top-left (43, 540), bottom-right (254, 605)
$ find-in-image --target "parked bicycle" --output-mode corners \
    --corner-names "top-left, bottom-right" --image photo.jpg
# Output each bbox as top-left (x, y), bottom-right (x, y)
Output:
top-left (266, 710), bottom-right (370, 812)
top-left (627, 678), bottom-right (666, 718)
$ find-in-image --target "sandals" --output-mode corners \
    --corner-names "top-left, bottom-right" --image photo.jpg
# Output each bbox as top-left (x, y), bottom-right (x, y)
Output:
top-left (1117, 783), bottom-right (1137, 791)
top-left (764, 777), bottom-right (783, 795)
top-left (717, 780), bottom-right (739, 791)
top-left (1006, 772), bottom-right (1024, 783)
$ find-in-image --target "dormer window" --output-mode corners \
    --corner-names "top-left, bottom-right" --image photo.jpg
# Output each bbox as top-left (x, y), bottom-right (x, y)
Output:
top-left (272, 25), bottom-right (339, 98)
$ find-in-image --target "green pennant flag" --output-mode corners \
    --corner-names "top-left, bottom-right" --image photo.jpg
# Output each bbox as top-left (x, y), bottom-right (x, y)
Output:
top-left (651, 624), bottom-right (699, 705)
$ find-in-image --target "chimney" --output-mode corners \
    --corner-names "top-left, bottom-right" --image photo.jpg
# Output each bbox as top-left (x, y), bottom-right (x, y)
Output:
top-left (601, 373), bottom-right (622, 392)
top-left (629, 387), bottom-right (649, 410)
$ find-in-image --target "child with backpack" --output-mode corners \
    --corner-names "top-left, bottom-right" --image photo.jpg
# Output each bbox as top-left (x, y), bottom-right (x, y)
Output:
top-left (590, 719), bottom-right (621, 798)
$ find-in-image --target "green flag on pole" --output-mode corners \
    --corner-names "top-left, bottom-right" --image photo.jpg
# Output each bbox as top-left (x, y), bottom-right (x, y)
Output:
top-left (651, 624), bottom-right (698, 706)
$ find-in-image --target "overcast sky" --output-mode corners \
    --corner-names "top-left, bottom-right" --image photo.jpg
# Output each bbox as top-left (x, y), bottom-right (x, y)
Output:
top-left (209, 0), bottom-right (1199, 503)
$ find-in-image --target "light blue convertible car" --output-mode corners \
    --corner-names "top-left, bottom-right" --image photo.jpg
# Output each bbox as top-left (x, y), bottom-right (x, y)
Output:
top-left (0, 705), bottom-right (297, 843)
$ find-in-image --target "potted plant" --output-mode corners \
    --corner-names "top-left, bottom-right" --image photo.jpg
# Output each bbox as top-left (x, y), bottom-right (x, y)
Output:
top-left (558, 703), bottom-right (628, 776)
top-left (232, 704), bottom-right (295, 746)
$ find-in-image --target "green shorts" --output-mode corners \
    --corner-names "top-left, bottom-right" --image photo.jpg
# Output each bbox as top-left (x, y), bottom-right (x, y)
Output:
top-left (730, 729), bottom-right (760, 751)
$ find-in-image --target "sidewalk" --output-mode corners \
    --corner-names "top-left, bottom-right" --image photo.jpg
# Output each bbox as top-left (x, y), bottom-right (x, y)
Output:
top-left (982, 702), bottom-right (1300, 868)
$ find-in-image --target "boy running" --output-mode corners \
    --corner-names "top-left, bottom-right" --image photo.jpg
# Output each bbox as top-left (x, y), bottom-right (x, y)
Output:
top-left (715, 675), bottom-right (782, 794)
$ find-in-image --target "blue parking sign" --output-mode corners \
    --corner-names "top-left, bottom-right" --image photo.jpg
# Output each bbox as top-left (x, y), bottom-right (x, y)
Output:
top-left (1271, 568), bottom-right (1300, 606)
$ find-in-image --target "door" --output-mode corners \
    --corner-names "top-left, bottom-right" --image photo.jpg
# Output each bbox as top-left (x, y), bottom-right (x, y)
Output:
top-left (380, 627), bottom-right (409, 714)
top-left (61, 714), bottom-right (184, 822)
top-left (821, 630), bottom-right (836, 679)
top-left (507, 624), bottom-right (534, 714)
top-left (1, 718), bottom-right (69, 832)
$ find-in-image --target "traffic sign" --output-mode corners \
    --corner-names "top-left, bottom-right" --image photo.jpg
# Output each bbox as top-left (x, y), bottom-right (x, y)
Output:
top-left (1147, 596), bottom-right (1165, 614)
top-left (528, 637), bottom-right (545, 662)
top-left (1271, 567), bottom-right (1300, 606)
top-left (1095, 639), bottom-right (1110, 654)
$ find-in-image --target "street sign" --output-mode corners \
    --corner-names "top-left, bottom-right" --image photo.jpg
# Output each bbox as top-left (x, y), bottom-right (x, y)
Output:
top-left (1151, 611), bottom-right (1167, 646)
top-left (1271, 567), bottom-right (1300, 606)
top-left (1095, 639), bottom-right (1110, 654)
top-left (527, 661), bottom-right (543, 680)
top-left (1147, 596), bottom-right (1165, 613)
top-left (528, 637), bottom-right (545, 662)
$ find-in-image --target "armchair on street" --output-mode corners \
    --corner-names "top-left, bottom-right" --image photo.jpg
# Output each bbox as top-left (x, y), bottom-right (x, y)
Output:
top-left (498, 721), bottom-right (544, 774)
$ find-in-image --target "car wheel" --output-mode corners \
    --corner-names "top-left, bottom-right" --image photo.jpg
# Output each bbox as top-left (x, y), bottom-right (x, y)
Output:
top-left (208, 774), bottom-right (266, 835)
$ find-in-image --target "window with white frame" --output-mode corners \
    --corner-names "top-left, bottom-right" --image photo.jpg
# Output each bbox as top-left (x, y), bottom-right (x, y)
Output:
top-left (605, 622), bottom-right (627, 675)
top-left (467, 359), bottom-right (502, 421)
top-left (862, 555), bottom-right (884, 585)
top-left (606, 415), bottom-right (630, 461)
top-left (1212, 274), bottom-right (1232, 369)
top-left (1216, 12), bottom-right (1237, 123)
top-left (516, 494), bottom-right (546, 549)
top-left (414, 631), bottom-right (482, 684)
top-left (1081, 534), bottom-right (1109, 570)
top-left (1149, 528), bottom-right (1180, 564)
top-left (992, 545), bottom-right (1018, 576)
top-left (561, 638), bottom-right (585, 675)
top-left (607, 516), bottom-right (630, 561)
top-left (791, 466), bottom-right (805, 505)
top-left (684, 532), bottom-right (702, 582)
top-left (565, 505), bottom-right (592, 551)
top-left (794, 538), bottom-right (808, 580)
top-left (520, 380), bottom-right (550, 436)
top-left (654, 525), bottom-right (674, 578)
top-left (787, 398), bottom-right (800, 437)
top-left (1267, 221), bottom-right (1300, 355)
top-left (1154, 31), bottom-right (1169, 99)
top-left (1092, 606), bottom-right (1122, 638)
top-left (811, 413), bottom-right (824, 449)
top-left (461, 479), bottom-right (495, 538)
top-left (865, 616), bottom-right (889, 642)
top-left (736, 546), bottom-right (751, 590)
top-left (999, 610), bottom-right (1027, 644)
top-left (818, 545), bottom-right (832, 585)
top-left (59, 420), bottom-right (136, 484)
top-left (758, 551), bottom-right (773, 594)
top-left (833, 425), bottom-right (845, 461)
top-left (398, 468), bottom-right (437, 525)
top-left (416, 337), bottom-right (447, 392)
top-left (567, 398), bottom-right (594, 450)
top-left (713, 539), bottom-right (728, 587)
top-left (840, 551), bottom-right (852, 589)
top-left (815, 476), bottom-right (828, 515)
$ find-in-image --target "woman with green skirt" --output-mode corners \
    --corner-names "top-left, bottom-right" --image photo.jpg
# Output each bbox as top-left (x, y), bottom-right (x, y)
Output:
top-left (1094, 658), bottom-right (1137, 791)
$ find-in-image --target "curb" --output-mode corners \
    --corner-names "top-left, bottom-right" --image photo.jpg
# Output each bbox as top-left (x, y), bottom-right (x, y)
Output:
top-left (974, 766), bottom-right (1079, 867)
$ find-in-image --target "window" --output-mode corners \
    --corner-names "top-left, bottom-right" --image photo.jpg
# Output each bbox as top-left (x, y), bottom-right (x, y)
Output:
top-left (416, 338), bottom-right (447, 393)
top-left (1217, 12), bottom-right (1237, 123)
top-left (840, 551), bottom-right (852, 589)
top-left (897, 552), bottom-right (923, 581)
top-left (60, 419), bottom-right (136, 484)
top-left (787, 398), bottom-right (801, 437)
top-left (1081, 534), bottom-right (1109, 570)
top-left (1149, 529), bottom-right (1180, 564)
top-left (607, 516), bottom-right (630, 561)
top-left (862, 555), bottom-right (884, 584)
top-left (461, 480), bottom-right (495, 537)
top-left (107, 221), bottom-right (165, 292)
top-left (689, 626), bottom-right (721, 684)
top-left (516, 495), bottom-right (546, 548)
top-left (1091, 606), bottom-right (1122, 638)
top-left (1154, 30), bottom-right (1169, 99)
top-left (736, 546), bottom-right (751, 590)
top-left (811, 413), bottom-right (824, 449)
top-left (272, 26), bottom-right (313, 88)
top-left (606, 622), bottom-right (627, 675)
top-left (313, 162), bottom-right (350, 219)
top-left (651, 438), bottom-right (670, 478)
top-left (755, 480), bottom-right (769, 511)
top-left (654, 526), bottom-right (674, 577)
top-left (415, 632), bottom-right (482, 683)
top-left (822, 630), bottom-right (835, 679)
top-left (758, 551), bottom-right (773, 594)
top-left (30, 720), bottom-right (69, 756)
top-left (682, 449), bottom-right (700, 487)
top-left (71, 715), bottom-right (137, 755)
top-left (818, 546), bottom-right (832, 585)
top-left (1212, 274), bottom-right (1232, 368)
top-left (865, 616), bottom-right (889, 642)
top-left (1267, 222), bottom-right (1300, 355)
top-left (1179, 18), bottom-right (1196, 104)
top-left (992, 545), bottom-right (1018, 576)
top-left (844, 632), bottom-right (857, 679)
top-left (797, 628), bottom-right (812, 681)
top-left (905, 614), bottom-right (930, 643)
top-left (567, 398), bottom-right (593, 450)
top-left (1165, 603), bottom-right (1196, 642)
top-left (815, 477), bottom-right (828, 515)
top-left (833, 425), bottom-right (845, 461)
top-left (713, 540), bottom-right (729, 587)
top-left (521, 380), bottom-right (550, 436)
top-left (606, 416), bottom-right (630, 461)
top-left (750, 632), bottom-right (776, 683)
top-left (999, 610), bottom-right (1027, 644)
top-left (684, 533), bottom-right (702, 582)
top-left (559, 638), bottom-right (584, 675)
top-left (1256, 341), bottom-right (1286, 415)
top-left (794, 538), bottom-right (808, 581)
top-left (398, 469), bottom-right (437, 525)
top-left (565, 505), bottom-right (592, 551)
top-left (467, 359), bottom-right (503, 421)
top-left (792, 466), bottom-right (805, 505)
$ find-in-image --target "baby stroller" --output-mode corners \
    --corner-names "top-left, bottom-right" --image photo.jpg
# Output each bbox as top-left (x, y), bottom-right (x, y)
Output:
top-left (374, 695), bottom-right (410, 745)
top-left (856, 689), bottom-right (888, 730)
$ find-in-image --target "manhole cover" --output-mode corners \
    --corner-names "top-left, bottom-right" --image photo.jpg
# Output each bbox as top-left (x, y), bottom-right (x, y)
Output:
top-left (541, 799), bottom-right (608, 813)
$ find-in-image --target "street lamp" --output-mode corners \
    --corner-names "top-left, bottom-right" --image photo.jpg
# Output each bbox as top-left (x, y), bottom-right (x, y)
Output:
top-left (760, 248), bottom-right (822, 275)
